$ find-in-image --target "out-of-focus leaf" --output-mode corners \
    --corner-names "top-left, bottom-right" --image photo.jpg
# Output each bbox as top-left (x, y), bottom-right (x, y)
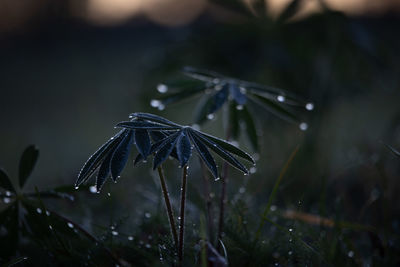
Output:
top-left (111, 130), bottom-right (134, 180)
top-left (195, 131), bottom-right (249, 174)
top-left (209, 85), bottom-right (229, 114)
top-left (158, 87), bottom-right (206, 106)
top-left (188, 131), bottom-right (218, 179)
top-left (0, 168), bottom-right (15, 193)
top-left (229, 84), bottom-right (247, 105)
top-left (229, 102), bottom-right (240, 140)
top-left (19, 145), bottom-right (39, 189)
top-left (207, 241), bottom-right (228, 267)
top-left (1, 256), bottom-right (28, 266)
top-left (29, 190), bottom-right (75, 201)
top-left (76, 131), bottom-right (124, 187)
top-left (129, 113), bottom-right (181, 127)
top-left (134, 129), bottom-right (151, 158)
top-left (277, 0), bottom-right (302, 23)
top-left (176, 130), bottom-right (192, 167)
top-left (183, 66), bottom-right (220, 82)
top-left (385, 143), bottom-right (400, 158)
top-left (197, 131), bottom-right (255, 164)
top-left (116, 121), bottom-right (179, 130)
top-left (248, 92), bottom-right (299, 123)
top-left (194, 95), bottom-right (215, 124)
top-left (240, 106), bottom-right (258, 151)
top-left (153, 133), bottom-right (180, 170)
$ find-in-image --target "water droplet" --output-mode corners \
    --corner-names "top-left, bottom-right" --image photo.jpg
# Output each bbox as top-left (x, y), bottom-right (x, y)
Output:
top-left (89, 186), bottom-right (97, 193)
top-left (67, 222), bottom-right (74, 228)
top-left (348, 251), bottom-right (354, 258)
top-left (230, 140), bottom-right (239, 147)
top-left (288, 228), bottom-right (293, 232)
top-left (148, 235), bottom-right (153, 240)
top-left (249, 167), bottom-right (257, 174)
top-left (111, 231), bottom-right (119, 236)
top-left (277, 95), bottom-right (285, 102)
top-left (207, 113), bottom-right (215, 120)
top-left (209, 192), bottom-right (215, 198)
top-left (305, 103), bottom-right (314, 111)
top-left (45, 210), bottom-right (50, 216)
top-left (5, 191), bottom-right (12, 197)
top-left (299, 122), bottom-right (308, 131)
top-left (74, 186), bottom-right (79, 190)
top-left (157, 104), bottom-right (165, 111)
top-left (36, 208), bottom-right (42, 214)
top-left (157, 84), bottom-right (168, 93)
top-left (145, 212), bottom-right (151, 218)
top-left (128, 236), bottom-right (134, 241)
top-left (289, 238), bottom-right (292, 242)
top-left (129, 115), bottom-right (133, 119)
top-left (288, 251), bottom-right (293, 256)
top-left (145, 244), bottom-right (151, 249)
top-left (270, 205), bottom-right (277, 211)
top-left (239, 187), bottom-right (246, 194)
top-left (239, 87), bottom-right (247, 94)
top-left (150, 99), bottom-right (161, 108)
top-left (236, 105), bottom-right (243, 110)
top-left (3, 197), bottom-right (11, 204)
top-left (214, 177), bottom-right (220, 181)
top-left (177, 216), bottom-right (181, 220)
top-left (252, 153), bottom-right (260, 161)
top-left (49, 225), bottom-right (53, 230)
top-left (110, 225), bottom-right (115, 230)
top-left (107, 192), bottom-right (111, 197)
top-left (213, 78), bottom-right (220, 84)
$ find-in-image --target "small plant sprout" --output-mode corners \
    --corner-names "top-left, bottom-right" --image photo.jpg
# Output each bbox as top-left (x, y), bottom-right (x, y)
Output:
top-left (76, 112), bottom-right (254, 264)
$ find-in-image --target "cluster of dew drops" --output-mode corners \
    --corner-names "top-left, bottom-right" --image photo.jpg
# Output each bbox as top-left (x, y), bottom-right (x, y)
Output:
top-left (150, 83), bottom-right (314, 131)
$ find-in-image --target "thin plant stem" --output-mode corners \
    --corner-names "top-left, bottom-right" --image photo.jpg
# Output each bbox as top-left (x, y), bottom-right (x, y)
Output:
top-left (254, 145), bottom-right (300, 244)
top-left (157, 166), bottom-right (179, 250)
top-left (200, 158), bottom-right (214, 240)
top-left (178, 165), bottom-right (188, 265)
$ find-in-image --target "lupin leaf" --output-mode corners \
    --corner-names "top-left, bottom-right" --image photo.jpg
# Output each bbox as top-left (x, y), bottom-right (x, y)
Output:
top-left (111, 130), bottom-right (134, 180)
top-left (188, 130), bottom-right (219, 179)
top-left (240, 106), bottom-right (259, 151)
top-left (229, 83), bottom-right (247, 105)
top-left (116, 121), bottom-right (179, 130)
top-left (153, 133), bottom-right (180, 170)
top-left (176, 130), bottom-right (192, 167)
top-left (0, 168), bottom-right (15, 193)
top-left (134, 129), bottom-right (151, 158)
top-left (229, 102), bottom-right (240, 140)
top-left (194, 95), bottom-right (215, 124)
top-left (96, 148), bottom-right (114, 192)
top-left (196, 131), bottom-right (255, 164)
top-left (19, 145), bottom-right (39, 188)
top-left (76, 130), bottom-right (125, 187)
top-left (194, 131), bottom-right (249, 174)
top-left (158, 86), bottom-right (206, 106)
top-left (129, 113), bottom-right (182, 127)
top-left (209, 85), bottom-right (229, 114)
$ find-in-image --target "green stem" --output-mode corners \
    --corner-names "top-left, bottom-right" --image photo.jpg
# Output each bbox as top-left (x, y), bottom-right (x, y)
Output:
top-left (254, 145), bottom-right (299, 244)
top-left (157, 166), bottom-right (179, 250)
top-left (178, 165), bottom-right (188, 265)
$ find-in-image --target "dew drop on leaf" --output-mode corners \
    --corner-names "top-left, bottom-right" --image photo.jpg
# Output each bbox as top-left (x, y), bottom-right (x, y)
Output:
top-left (348, 251), bottom-right (354, 258)
top-left (157, 84), bottom-right (168, 93)
top-left (305, 103), bottom-right (314, 110)
top-left (213, 78), bottom-right (220, 84)
top-left (145, 244), bottom-right (151, 249)
top-left (277, 95), bottom-right (285, 102)
top-left (250, 167), bottom-right (257, 174)
top-left (89, 186), bottom-right (97, 193)
top-left (128, 236), bottom-right (134, 241)
top-left (145, 212), bottom-right (151, 218)
top-left (75, 186), bottom-right (79, 190)
top-left (49, 225), bottom-right (53, 230)
top-left (46, 210), bottom-right (50, 216)
top-left (111, 231), bottom-right (119, 236)
top-left (150, 99), bottom-right (161, 108)
top-left (239, 87), bottom-right (247, 94)
top-left (270, 205), bottom-right (277, 211)
top-left (157, 104), bottom-right (165, 111)
top-left (36, 208), bottom-right (42, 214)
top-left (214, 177), bottom-right (220, 181)
top-left (239, 187), bottom-right (246, 194)
top-left (236, 105), bottom-right (243, 110)
top-left (191, 124), bottom-right (200, 130)
top-left (3, 197), bottom-right (11, 204)
top-left (107, 192), bottom-right (111, 197)
top-left (288, 228), bottom-right (293, 232)
top-left (207, 113), bottom-right (215, 120)
top-left (67, 222), bottom-right (74, 229)
top-left (288, 251), bottom-right (293, 256)
top-left (5, 191), bottom-right (12, 197)
top-left (299, 122), bottom-right (308, 131)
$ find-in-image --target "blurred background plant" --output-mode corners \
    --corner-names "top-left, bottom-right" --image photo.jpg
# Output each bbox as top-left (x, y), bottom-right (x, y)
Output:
top-left (1, 0), bottom-right (400, 266)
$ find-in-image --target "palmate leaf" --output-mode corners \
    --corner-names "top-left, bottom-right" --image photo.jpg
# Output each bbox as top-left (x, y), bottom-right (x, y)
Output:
top-left (116, 120), bottom-right (179, 130)
top-left (111, 130), bottom-right (135, 180)
top-left (19, 145), bottom-right (39, 189)
top-left (209, 85), bottom-right (229, 114)
top-left (129, 113), bottom-right (181, 127)
top-left (125, 113), bottom-right (254, 179)
top-left (0, 168), bottom-right (15, 193)
top-left (134, 130), bottom-right (151, 158)
top-left (240, 106), bottom-right (259, 152)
